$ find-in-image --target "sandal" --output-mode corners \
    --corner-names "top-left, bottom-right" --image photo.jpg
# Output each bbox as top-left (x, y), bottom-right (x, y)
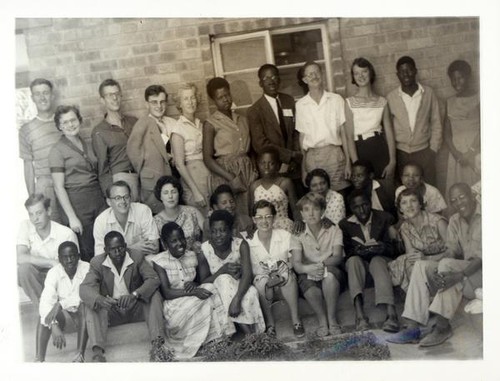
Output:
top-left (293, 323), bottom-right (305, 338)
top-left (266, 326), bottom-right (276, 337)
top-left (355, 318), bottom-right (370, 332)
top-left (382, 317), bottom-right (400, 333)
top-left (316, 326), bottom-right (329, 337)
top-left (71, 352), bottom-right (85, 363)
top-left (329, 324), bottom-right (343, 336)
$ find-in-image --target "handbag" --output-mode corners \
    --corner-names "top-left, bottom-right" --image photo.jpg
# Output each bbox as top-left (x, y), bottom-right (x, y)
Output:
top-left (264, 260), bottom-right (290, 297)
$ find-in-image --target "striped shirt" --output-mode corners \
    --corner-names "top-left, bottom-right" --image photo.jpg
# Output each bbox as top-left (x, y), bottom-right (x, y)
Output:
top-left (151, 250), bottom-right (198, 287)
top-left (18, 116), bottom-right (61, 177)
top-left (346, 96), bottom-right (386, 136)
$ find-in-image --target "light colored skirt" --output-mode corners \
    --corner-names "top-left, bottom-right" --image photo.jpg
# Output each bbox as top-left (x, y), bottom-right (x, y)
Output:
top-left (181, 159), bottom-right (210, 215)
top-left (163, 283), bottom-right (235, 359)
top-left (213, 274), bottom-right (265, 333)
top-left (305, 145), bottom-right (350, 191)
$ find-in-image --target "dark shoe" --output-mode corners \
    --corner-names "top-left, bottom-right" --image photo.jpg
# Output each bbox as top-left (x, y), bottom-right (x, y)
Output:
top-left (382, 316), bottom-right (400, 333)
top-left (419, 324), bottom-right (452, 348)
top-left (92, 353), bottom-right (106, 362)
top-left (293, 323), bottom-right (305, 338)
top-left (386, 327), bottom-right (421, 344)
top-left (355, 318), bottom-right (370, 332)
top-left (266, 326), bottom-right (276, 337)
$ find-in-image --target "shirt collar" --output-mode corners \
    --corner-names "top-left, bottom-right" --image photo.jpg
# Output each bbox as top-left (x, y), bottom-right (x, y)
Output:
top-left (36, 114), bottom-right (55, 122)
top-left (398, 83), bottom-right (424, 97)
top-left (264, 93), bottom-right (278, 105)
top-left (178, 114), bottom-right (201, 128)
top-left (55, 260), bottom-right (87, 280)
top-left (347, 213), bottom-right (373, 227)
top-left (107, 204), bottom-right (136, 225)
top-left (303, 91), bottom-right (331, 105)
top-left (102, 251), bottom-right (134, 274)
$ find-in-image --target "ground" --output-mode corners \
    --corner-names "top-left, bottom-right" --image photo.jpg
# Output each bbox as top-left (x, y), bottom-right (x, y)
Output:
top-left (18, 286), bottom-right (482, 362)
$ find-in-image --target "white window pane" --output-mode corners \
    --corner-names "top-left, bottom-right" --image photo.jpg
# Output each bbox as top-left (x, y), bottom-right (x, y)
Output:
top-left (220, 38), bottom-right (267, 72)
top-left (272, 29), bottom-right (324, 66)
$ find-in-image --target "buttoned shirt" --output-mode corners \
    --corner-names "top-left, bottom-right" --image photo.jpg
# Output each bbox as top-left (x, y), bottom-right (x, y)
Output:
top-left (91, 114), bottom-right (138, 177)
top-left (39, 260), bottom-right (90, 326)
top-left (324, 189), bottom-right (346, 224)
top-left (48, 136), bottom-right (100, 190)
top-left (347, 214), bottom-right (373, 242)
top-left (246, 229), bottom-right (293, 277)
top-left (207, 110), bottom-right (251, 157)
top-left (17, 220), bottom-right (79, 260)
top-left (446, 204), bottom-right (482, 260)
top-left (18, 116), bottom-right (61, 178)
top-left (93, 202), bottom-right (159, 255)
top-left (291, 224), bottom-right (343, 264)
top-left (150, 250), bottom-right (198, 288)
top-left (398, 83), bottom-right (424, 132)
top-left (102, 252), bottom-right (135, 298)
top-left (171, 115), bottom-right (204, 162)
top-left (295, 91), bottom-right (346, 150)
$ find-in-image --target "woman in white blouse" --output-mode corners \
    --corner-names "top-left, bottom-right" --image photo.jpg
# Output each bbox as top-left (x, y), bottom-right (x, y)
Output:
top-left (171, 83), bottom-right (210, 214)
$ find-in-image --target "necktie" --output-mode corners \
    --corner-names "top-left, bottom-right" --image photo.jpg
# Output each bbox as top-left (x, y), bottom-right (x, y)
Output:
top-left (276, 97), bottom-right (288, 142)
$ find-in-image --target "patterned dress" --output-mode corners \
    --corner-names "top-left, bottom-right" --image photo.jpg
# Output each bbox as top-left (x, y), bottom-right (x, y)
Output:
top-left (151, 250), bottom-right (235, 359)
top-left (201, 238), bottom-right (265, 332)
top-left (154, 205), bottom-right (202, 250)
top-left (253, 183), bottom-right (294, 232)
top-left (323, 189), bottom-right (345, 224)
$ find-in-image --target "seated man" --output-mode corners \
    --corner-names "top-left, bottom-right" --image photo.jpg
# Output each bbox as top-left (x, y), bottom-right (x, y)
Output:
top-left (291, 192), bottom-right (345, 337)
top-left (37, 241), bottom-right (90, 362)
top-left (17, 193), bottom-right (78, 307)
top-left (387, 183), bottom-right (482, 347)
top-left (93, 181), bottom-right (159, 258)
top-left (339, 190), bottom-right (399, 332)
top-left (349, 160), bottom-right (396, 217)
top-left (79, 231), bottom-right (165, 362)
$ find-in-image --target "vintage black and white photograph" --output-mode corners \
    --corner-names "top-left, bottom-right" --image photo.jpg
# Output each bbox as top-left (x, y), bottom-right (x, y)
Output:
top-left (2, 1), bottom-right (499, 379)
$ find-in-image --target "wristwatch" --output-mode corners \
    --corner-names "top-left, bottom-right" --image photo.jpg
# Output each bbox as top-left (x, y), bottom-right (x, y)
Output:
top-left (132, 291), bottom-right (140, 299)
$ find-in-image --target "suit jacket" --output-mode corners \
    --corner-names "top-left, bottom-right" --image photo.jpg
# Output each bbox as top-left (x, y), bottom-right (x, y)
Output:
top-left (247, 93), bottom-right (301, 173)
top-left (126, 115), bottom-right (172, 192)
top-left (339, 209), bottom-right (395, 259)
top-left (79, 251), bottom-right (160, 309)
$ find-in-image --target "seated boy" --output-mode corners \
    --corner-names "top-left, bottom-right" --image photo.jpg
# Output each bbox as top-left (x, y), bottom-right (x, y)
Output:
top-left (395, 162), bottom-right (446, 214)
top-left (339, 190), bottom-right (399, 332)
top-left (37, 241), bottom-right (89, 362)
top-left (349, 160), bottom-right (396, 217)
top-left (202, 184), bottom-right (253, 241)
top-left (291, 192), bottom-right (344, 337)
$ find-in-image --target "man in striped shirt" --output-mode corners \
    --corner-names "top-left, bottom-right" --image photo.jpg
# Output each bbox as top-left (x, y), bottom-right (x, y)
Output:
top-left (19, 78), bottom-right (62, 222)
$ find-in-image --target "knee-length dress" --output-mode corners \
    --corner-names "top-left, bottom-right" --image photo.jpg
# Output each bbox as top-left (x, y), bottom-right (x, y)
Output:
top-left (445, 94), bottom-right (480, 194)
top-left (151, 250), bottom-right (235, 359)
top-left (206, 110), bottom-right (258, 216)
top-left (201, 238), bottom-right (265, 332)
top-left (253, 183), bottom-right (294, 232)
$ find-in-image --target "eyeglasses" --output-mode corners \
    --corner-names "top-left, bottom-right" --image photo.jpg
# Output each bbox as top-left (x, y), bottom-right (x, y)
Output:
top-left (103, 91), bottom-right (122, 99)
top-left (148, 100), bottom-right (167, 107)
top-left (254, 215), bottom-right (274, 221)
top-left (261, 75), bottom-right (279, 81)
top-left (110, 195), bottom-right (131, 202)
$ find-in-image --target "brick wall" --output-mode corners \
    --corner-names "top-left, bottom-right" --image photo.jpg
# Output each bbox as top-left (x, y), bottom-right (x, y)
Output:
top-left (17, 17), bottom-right (479, 151)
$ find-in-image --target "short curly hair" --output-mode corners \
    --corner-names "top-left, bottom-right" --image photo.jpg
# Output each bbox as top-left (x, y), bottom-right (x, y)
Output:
top-left (154, 175), bottom-right (183, 203)
top-left (54, 105), bottom-right (83, 131)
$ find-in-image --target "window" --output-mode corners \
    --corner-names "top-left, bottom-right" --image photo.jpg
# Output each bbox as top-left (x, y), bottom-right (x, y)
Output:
top-left (212, 23), bottom-right (332, 110)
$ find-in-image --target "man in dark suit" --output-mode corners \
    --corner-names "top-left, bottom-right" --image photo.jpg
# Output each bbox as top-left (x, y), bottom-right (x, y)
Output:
top-left (79, 231), bottom-right (165, 362)
top-left (247, 64), bottom-right (303, 194)
top-left (339, 190), bottom-right (399, 333)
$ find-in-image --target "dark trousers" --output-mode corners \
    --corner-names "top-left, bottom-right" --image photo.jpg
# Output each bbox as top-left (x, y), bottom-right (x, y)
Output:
top-left (396, 147), bottom-right (437, 187)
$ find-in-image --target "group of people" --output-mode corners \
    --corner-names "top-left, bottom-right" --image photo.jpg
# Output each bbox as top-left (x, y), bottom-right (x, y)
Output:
top-left (17, 54), bottom-right (481, 362)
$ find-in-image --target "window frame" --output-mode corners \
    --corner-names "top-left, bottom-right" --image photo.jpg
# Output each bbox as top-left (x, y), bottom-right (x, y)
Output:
top-left (211, 22), bottom-right (333, 109)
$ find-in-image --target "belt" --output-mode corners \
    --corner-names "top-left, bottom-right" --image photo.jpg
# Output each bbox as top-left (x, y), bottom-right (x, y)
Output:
top-left (355, 130), bottom-right (383, 141)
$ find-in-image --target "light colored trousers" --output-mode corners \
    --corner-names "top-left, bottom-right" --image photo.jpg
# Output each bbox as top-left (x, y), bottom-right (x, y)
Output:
top-left (402, 258), bottom-right (482, 325)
